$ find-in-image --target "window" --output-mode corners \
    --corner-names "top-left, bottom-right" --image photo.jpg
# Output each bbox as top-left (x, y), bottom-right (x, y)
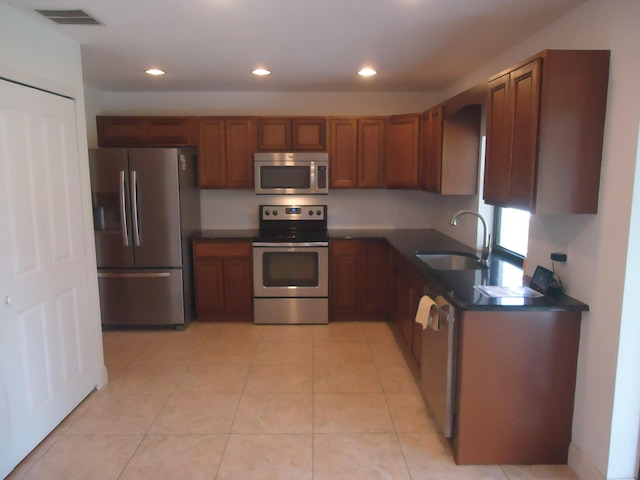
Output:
top-left (493, 207), bottom-right (530, 266)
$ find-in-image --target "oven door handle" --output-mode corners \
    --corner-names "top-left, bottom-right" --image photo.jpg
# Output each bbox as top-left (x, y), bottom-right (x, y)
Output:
top-left (252, 242), bottom-right (329, 248)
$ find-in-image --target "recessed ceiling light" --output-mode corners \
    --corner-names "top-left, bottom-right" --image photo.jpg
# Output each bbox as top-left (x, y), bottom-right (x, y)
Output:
top-left (358, 67), bottom-right (377, 77)
top-left (252, 68), bottom-right (271, 76)
top-left (145, 68), bottom-right (165, 76)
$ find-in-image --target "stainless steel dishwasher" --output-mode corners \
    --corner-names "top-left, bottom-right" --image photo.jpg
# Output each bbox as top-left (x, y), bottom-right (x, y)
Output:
top-left (420, 299), bottom-right (456, 438)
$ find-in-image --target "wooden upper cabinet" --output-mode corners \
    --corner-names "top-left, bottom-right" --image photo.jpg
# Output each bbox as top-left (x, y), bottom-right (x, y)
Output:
top-left (292, 118), bottom-right (326, 150)
top-left (256, 118), bottom-right (291, 151)
top-left (419, 106), bottom-right (444, 192)
top-left (420, 104), bottom-right (481, 195)
top-left (97, 116), bottom-right (196, 147)
top-left (358, 118), bottom-right (385, 188)
top-left (484, 50), bottom-right (610, 213)
top-left (386, 114), bottom-right (420, 188)
top-left (329, 118), bottom-right (358, 188)
top-left (225, 118), bottom-right (255, 188)
top-left (256, 117), bottom-right (326, 151)
top-left (329, 117), bottom-right (385, 189)
top-left (484, 73), bottom-right (512, 205)
top-left (198, 117), bottom-right (254, 189)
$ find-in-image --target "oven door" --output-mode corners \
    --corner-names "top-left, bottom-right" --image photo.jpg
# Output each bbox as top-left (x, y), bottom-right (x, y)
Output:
top-left (252, 243), bottom-right (328, 298)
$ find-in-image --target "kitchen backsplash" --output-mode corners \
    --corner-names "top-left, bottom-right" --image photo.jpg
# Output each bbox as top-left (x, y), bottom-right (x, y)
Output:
top-left (199, 188), bottom-right (479, 232)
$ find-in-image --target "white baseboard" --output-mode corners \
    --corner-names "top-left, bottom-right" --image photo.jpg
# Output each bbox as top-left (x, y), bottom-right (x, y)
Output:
top-left (97, 365), bottom-right (109, 389)
top-left (569, 443), bottom-right (606, 480)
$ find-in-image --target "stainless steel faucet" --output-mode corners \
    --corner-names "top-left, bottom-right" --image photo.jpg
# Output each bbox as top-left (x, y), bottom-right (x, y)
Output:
top-left (450, 210), bottom-right (491, 266)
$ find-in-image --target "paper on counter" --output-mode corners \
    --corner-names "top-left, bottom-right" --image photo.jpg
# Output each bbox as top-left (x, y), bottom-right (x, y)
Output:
top-left (473, 285), bottom-right (543, 298)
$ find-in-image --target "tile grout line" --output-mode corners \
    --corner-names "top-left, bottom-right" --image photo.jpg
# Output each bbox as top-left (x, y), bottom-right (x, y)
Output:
top-left (115, 334), bottom-right (186, 480)
top-left (212, 323), bottom-right (264, 479)
top-left (365, 323), bottom-right (416, 480)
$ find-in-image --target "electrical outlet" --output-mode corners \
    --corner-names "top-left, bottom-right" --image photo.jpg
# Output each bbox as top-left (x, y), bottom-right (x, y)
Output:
top-left (551, 252), bottom-right (567, 262)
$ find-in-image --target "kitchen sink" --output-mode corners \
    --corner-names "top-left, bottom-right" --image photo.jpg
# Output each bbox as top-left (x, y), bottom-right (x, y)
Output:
top-left (415, 252), bottom-right (486, 271)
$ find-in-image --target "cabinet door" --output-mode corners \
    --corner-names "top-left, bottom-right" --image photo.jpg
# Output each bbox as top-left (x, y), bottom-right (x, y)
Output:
top-left (395, 274), bottom-right (413, 347)
top-left (256, 118), bottom-right (291, 151)
top-left (223, 258), bottom-right (253, 314)
top-left (508, 59), bottom-right (541, 211)
top-left (225, 118), bottom-right (255, 188)
top-left (97, 116), bottom-right (147, 146)
top-left (483, 74), bottom-right (512, 206)
top-left (484, 59), bottom-right (541, 210)
top-left (97, 116), bottom-right (193, 146)
top-left (329, 118), bottom-right (358, 188)
top-left (146, 117), bottom-right (193, 145)
top-left (194, 257), bottom-right (225, 313)
top-left (329, 240), bottom-right (359, 313)
top-left (292, 118), bottom-right (326, 150)
top-left (198, 117), bottom-right (227, 188)
top-left (358, 118), bottom-right (386, 188)
top-left (410, 288), bottom-right (422, 365)
top-left (420, 106), bottom-right (443, 192)
top-left (386, 114), bottom-right (420, 188)
top-left (359, 240), bottom-right (389, 314)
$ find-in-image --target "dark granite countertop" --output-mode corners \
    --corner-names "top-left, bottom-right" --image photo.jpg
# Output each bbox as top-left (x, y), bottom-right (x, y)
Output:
top-left (197, 229), bottom-right (259, 241)
top-left (330, 228), bottom-right (589, 313)
top-left (195, 228), bottom-right (588, 313)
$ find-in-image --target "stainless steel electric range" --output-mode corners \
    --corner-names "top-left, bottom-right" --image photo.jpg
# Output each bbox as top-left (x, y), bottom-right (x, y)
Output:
top-left (252, 205), bottom-right (329, 325)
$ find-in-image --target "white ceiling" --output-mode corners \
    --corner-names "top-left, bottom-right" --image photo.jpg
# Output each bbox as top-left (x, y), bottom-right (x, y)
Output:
top-left (4, 0), bottom-right (586, 92)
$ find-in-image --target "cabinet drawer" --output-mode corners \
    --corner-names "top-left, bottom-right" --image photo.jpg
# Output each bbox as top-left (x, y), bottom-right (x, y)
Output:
top-left (194, 241), bottom-right (251, 257)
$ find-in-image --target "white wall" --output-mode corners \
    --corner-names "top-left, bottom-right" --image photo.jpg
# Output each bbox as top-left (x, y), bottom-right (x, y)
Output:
top-left (0, 0), bottom-right (106, 392)
top-left (441, 1), bottom-right (640, 478)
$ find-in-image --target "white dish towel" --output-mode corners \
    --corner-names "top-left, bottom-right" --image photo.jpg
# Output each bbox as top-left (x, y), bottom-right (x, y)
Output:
top-left (414, 295), bottom-right (448, 331)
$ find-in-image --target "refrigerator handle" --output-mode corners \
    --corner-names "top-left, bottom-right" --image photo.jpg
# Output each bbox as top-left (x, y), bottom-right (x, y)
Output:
top-left (119, 170), bottom-right (130, 246)
top-left (131, 170), bottom-right (141, 246)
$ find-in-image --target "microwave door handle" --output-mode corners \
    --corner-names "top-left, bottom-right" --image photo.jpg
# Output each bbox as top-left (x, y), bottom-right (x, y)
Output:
top-left (119, 170), bottom-right (130, 246)
top-left (131, 170), bottom-right (141, 247)
top-left (310, 162), bottom-right (316, 193)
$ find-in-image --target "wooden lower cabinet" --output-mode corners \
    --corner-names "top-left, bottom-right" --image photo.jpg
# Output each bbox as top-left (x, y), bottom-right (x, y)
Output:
top-left (453, 310), bottom-right (581, 465)
top-left (193, 240), bottom-right (253, 321)
top-left (329, 239), bottom-right (389, 321)
top-left (391, 251), bottom-right (426, 365)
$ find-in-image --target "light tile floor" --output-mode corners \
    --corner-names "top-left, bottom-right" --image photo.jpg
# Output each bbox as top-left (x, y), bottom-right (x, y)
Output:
top-left (6, 321), bottom-right (579, 480)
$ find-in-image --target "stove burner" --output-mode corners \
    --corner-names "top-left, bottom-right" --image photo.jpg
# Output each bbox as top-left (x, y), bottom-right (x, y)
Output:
top-left (255, 205), bottom-right (327, 244)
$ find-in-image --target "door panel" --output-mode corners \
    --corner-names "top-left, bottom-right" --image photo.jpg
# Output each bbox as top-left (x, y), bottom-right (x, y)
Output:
top-left (89, 148), bottom-right (133, 268)
top-left (509, 59), bottom-right (541, 211)
top-left (129, 148), bottom-right (182, 267)
top-left (484, 74), bottom-right (511, 205)
top-left (0, 79), bottom-right (98, 478)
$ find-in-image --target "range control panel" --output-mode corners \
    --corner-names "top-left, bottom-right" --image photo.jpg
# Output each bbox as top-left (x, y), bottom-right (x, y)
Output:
top-left (260, 205), bottom-right (326, 221)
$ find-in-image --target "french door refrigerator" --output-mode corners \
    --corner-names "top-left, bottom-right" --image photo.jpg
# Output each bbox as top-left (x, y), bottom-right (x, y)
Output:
top-left (89, 147), bottom-right (200, 328)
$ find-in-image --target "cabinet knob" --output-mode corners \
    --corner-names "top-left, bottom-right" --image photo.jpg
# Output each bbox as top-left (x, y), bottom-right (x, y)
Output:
top-left (4, 296), bottom-right (11, 305)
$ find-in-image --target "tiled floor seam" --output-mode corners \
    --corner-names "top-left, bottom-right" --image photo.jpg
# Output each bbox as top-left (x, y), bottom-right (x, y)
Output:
top-left (214, 328), bottom-right (256, 480)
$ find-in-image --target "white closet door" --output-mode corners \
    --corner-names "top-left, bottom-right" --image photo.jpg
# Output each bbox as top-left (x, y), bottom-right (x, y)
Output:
top-left (0, 79), bottom-right (99, 477)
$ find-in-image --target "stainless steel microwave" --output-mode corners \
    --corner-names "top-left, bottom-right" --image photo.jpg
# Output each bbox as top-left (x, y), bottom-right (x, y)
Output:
top-left (254, 152), bottom-right (329, 195)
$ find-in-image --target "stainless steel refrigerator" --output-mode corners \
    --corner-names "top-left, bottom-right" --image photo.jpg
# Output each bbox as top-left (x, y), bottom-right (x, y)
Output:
top-left (89, 147), bottom-right (200, 328)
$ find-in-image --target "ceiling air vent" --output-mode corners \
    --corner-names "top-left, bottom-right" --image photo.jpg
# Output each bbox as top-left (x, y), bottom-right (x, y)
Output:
top-left (35, 9), bottom-right (102, 25)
